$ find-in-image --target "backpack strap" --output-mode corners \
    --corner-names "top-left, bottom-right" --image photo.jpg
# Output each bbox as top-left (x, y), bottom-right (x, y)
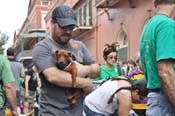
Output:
top-left (107, 77), bottom-right (132, 104)
top-left (107, 86), bottom-right (131, 104)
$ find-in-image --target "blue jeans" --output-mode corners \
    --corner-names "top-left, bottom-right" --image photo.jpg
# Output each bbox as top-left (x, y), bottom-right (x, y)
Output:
top-left (83, 104), bottom-right (105, 116)
top-left (146, 91), bottom-right (175, 116)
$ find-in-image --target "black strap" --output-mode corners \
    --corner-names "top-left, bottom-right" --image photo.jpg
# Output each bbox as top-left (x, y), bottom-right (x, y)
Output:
top-left (99, 77), bottom-right (131, 87)
top-left (106, 77), bottom-right (132, 104)
top-left (107, 86), bottom-right (131, 104)
top-left (110, 77), bottom-right (132, 83)
top-left (98, 78), bottom-right (111, 86)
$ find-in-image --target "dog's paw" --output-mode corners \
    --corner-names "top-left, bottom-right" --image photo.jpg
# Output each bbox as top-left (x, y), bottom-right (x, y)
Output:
top-left (71, 99), bottom-right (77, 105)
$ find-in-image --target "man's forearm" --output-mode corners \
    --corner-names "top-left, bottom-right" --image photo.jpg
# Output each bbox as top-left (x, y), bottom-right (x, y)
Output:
top-left (88, 63), bottom-right (100, 77)
top-left (4, 83), bottom-right (17, 111)
top-left (76, 63), bottom-right (100, 78)
top-left (43, 67), bottom-right (92, 88)
top-left (160, 74), bottom-right (175, 106)
top-left (158, 60), bottom-right (175, 106)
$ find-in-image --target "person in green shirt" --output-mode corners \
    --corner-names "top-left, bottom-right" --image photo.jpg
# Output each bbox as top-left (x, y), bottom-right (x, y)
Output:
top-left (0, 55), bottom-right (18, 116)
top-left (94, 42), bottom-right (122, 81)
top-left (140, 0), bottom-right (175, 115)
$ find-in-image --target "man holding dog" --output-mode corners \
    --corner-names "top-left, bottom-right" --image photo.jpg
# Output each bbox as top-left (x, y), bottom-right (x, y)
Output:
top-left (32, 5), bottom-right (100, 116)
top-left (140, 0), bottom-right (175, 115)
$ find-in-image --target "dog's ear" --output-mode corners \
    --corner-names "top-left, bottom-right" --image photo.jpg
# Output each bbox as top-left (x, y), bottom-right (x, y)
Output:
top-left (51, 50), bottom-right (59, 60)
top-left (68, 52), bottom-right (76, 61)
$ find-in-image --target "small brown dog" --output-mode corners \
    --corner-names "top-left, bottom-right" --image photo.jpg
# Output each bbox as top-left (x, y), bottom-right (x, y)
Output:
top-left (52, 49), bottom-right (77, 87)
top-left (52, 49), bottom-right (83, 104)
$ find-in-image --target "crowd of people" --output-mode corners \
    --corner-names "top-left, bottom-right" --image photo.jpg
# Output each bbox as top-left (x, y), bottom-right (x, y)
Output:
top-left (0, 0), bottom-right (175, 116)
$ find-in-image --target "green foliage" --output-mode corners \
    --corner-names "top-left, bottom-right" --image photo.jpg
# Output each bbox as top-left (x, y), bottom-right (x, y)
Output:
top-left (0, 32), bottom-right (9, 54)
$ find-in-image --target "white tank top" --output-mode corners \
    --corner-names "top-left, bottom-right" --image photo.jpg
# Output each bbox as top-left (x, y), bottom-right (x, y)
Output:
top-left (85, 79), bottom-right (131, 116)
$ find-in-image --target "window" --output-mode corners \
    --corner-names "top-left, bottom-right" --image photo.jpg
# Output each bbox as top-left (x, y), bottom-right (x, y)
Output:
top-left (76, 0), bottom-right (92, 26)
top-left (116, 30), bottom-right (128, 61)
top-left (41, 11), bottom-right (47, 29)
top-left (95, 0), bottom-right (102, 4)
top-left (41, 0), bottom-right (48, 6)
top-left (76, 8), bottom-right (82, 26)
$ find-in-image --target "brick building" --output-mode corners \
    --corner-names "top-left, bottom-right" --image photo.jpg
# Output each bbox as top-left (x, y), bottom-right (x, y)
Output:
top-left (14, 0), bottom-right (155, 65)
top-left (45, 0), bottom-right (154, 64)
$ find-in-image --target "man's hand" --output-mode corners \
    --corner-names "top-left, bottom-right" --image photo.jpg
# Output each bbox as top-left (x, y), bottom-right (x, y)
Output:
top-left (12, 110), bottom-right (18, 116)
top-left (82, 78), bottom-right (93, 94)
top-left (74, 61), bottom-right (89, 77)
top-left (76, 77), bottom-right (93, 94)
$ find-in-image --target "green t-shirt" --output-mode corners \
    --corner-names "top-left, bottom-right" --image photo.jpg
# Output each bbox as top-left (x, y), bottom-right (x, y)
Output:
top-left (0, 55), bottom-right (14, 108)
top-left (140, 14), bottom-right (175, 89)
top-left (94, 65), bottom-right (121, 81)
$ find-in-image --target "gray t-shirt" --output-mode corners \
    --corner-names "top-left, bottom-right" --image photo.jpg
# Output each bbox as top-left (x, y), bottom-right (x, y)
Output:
top-left (32, 38), bottom-right (95, 116)
top-left (9, 60), bottom-right (23, 91)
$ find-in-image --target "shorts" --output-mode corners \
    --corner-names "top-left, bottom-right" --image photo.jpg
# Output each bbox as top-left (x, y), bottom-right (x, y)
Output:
top-left (20, 87), bottom-right (35, 103)
top-left (146, 91), bottom-right (175, 116)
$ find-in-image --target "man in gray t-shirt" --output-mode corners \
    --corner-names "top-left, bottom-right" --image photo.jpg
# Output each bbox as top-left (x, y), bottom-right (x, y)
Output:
top-left (32, 5), bottom-right (100, 116)
top-left (7, 47), bottom-right (25, 106)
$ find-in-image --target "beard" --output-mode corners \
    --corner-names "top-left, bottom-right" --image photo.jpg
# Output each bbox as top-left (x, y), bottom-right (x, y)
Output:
top-left (55, 35), bottom-right (71, 45)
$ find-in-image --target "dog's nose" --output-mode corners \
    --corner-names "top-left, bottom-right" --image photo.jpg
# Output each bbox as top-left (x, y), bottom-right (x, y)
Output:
top-left (60, 62), bottom-right (64, 65)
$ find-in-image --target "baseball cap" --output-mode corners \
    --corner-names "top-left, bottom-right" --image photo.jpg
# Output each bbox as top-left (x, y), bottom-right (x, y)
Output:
top-left (132, 78), bottom-right (148, 97)
top-left (52, 5), bottom-right (77, 27)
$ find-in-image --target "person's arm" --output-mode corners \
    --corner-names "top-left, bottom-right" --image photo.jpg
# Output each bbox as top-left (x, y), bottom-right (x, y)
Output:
top-left (117, 91), bottom-right (132, 116)
top-left (157, 59), bottom-right (175, 107)
top-left (1, 55), bottom-right (18, 116)
top-left (36, 72), bottom-right (41, 90)
top-left (4, 82), bottom-right (18, 116)
top-left (42, 67), bottom-right (92, 89)
top-left (74, 61), bottom-right (100, 78)
top-left (24, 75), bottom-right (30, 98)
top-left (20, 64), bottom-right (25, 77)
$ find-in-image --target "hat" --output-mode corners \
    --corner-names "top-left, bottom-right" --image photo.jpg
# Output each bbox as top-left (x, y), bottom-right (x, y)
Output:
top-left (132, 78), bottom-right (148, 97)
top-left (52, 5), bottom-right (77, 27)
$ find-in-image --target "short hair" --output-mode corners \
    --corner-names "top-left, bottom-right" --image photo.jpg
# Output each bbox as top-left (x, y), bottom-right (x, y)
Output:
top-left (154, 0), bottom-right (175, 5)
top-left (7, 47), bottom-right (15, 56)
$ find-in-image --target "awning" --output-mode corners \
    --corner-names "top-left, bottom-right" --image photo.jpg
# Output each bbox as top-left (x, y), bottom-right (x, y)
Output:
top-left (73, 26), bottom-right (93, 37)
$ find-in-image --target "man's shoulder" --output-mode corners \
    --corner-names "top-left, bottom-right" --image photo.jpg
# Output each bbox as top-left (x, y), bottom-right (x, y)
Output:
top-left (10, 60), bottom-right (22, 65)
top-left (152, 14), bottom-right (175, 26)
top-left (33, 38), bottom-right (52, 50)
top-left (36, 38), bottom-right (50, 45)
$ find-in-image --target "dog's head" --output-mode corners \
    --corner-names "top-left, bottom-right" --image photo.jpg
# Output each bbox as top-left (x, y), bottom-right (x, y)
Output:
top-left (52, 49), bottom-right (76, 69)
